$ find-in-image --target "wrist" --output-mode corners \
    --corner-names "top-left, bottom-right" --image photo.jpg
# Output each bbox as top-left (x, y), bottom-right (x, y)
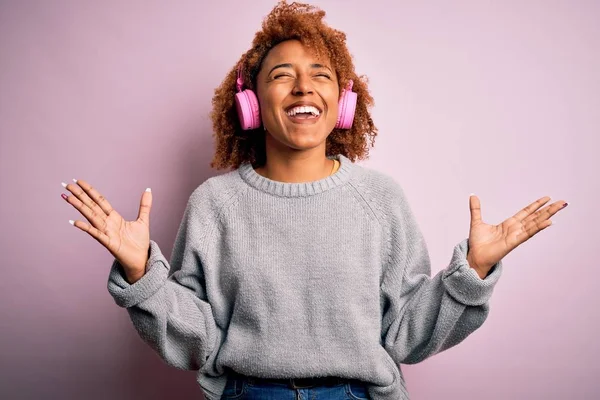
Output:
top-left (125, 269), bottom-right (145, 284)
top-left (467, 254), bottom-right (490, 279)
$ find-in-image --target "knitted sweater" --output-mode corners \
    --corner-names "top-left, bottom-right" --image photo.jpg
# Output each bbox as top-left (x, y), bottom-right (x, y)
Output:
top-left (107, 154), bottom-right (502, 400)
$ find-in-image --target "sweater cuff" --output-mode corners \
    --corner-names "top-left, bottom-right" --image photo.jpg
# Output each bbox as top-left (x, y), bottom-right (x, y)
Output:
top-left (442, 238), bottom-right (503, 306)
top-left (107, 240), bottom-right (169, 308)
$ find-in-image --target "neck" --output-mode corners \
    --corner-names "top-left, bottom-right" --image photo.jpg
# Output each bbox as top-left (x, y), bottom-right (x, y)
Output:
top-left (255, 143), bottom-right (335, 184)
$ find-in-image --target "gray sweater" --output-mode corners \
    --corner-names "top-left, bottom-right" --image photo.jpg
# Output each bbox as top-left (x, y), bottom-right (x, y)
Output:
top-left (107, 154), bottom-right (502, 400)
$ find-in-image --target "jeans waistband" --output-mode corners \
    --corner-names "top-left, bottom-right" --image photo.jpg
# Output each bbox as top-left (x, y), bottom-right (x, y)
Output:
top-left (229, 370), bottom-right (350, 389)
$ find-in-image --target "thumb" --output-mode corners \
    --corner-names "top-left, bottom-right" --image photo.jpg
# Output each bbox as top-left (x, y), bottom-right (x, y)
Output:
top-left (469, 193), bottom-right (482, 227)
top-left (137, 188), bottom-right (152, 226)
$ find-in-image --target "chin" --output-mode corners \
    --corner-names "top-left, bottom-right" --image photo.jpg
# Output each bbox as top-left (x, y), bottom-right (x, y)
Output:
top-left (266, 120), bottom-right (334, 149)
top-left (284, 131), bottom-right (329, 149)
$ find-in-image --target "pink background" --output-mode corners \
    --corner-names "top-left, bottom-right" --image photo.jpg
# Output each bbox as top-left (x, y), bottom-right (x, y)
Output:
top-left (1, 1), bottom-right (598, 399)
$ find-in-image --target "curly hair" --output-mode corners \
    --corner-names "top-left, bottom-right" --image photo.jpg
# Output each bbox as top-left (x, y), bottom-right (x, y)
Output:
top-left (209, 0), bottom-right (378, 170)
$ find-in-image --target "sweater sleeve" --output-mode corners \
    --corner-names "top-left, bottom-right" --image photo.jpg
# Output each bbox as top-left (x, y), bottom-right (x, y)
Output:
top-left (379, 182), bottom-right (502, 365)
top-left (106, 188), bottom-right (221, 371)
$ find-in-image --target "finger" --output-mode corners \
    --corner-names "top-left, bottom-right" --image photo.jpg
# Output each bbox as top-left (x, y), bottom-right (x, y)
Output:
top-left (522, 200), bottom-right (567, 226)
top-left (68, 179), bottom-right (115, 217)
top-left (64, 191), bottom-right (109, 233)
top-left (512, 196), bottom-right (551, 222)
top-left (137, 188), bottom-right (152, 226)
top-left (520, 218), bottom-right (553, 243)
top-left (70, 219), bottom-right (112, 249)
top-left (469, 194), bottom-right (482, 226)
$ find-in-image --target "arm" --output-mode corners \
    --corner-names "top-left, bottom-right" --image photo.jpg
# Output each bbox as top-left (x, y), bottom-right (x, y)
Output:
top-left (107, 189), bottom-right (222, 371)
top-left (380, 184), bottom-right (502, 365)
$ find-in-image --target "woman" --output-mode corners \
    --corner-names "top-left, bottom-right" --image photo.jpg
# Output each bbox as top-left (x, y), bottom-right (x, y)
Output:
top-left (60, 2), bottom-right (568, 399)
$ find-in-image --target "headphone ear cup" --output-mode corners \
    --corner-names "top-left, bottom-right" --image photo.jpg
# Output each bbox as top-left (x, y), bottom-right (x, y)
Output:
top-left (235, 89), bottom-right (261, 130)
top-left (335, 89), bottom-right (357, 129)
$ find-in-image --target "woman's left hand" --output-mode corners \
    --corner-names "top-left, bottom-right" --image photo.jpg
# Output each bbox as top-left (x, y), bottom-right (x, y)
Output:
top-left (466, 195), bottom-right (568, 279)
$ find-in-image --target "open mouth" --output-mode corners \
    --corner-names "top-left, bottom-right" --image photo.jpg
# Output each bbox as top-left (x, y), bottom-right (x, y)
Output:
top-left (285, 105), bottom-right (322, 124)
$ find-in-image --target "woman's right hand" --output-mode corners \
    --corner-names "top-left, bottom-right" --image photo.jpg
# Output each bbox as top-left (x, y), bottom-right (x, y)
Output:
top-left (61, 179), bottom-right (153, 284)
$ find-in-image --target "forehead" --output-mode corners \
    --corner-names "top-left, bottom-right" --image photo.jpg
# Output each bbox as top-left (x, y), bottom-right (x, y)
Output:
top-left (261, 40), bottom-right (331, 68)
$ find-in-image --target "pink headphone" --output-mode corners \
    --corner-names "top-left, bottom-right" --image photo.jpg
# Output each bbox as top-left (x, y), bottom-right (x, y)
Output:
top-left (235, 65), bottom-right (357, 130)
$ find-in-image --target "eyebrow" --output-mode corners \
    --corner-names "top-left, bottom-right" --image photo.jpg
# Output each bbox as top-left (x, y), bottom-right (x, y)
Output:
top-left (268, 63), bottom-right (332, 75)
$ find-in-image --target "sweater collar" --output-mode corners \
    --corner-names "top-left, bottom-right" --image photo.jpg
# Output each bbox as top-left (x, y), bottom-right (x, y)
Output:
top-left (238, 154), bottom-right (353, 197)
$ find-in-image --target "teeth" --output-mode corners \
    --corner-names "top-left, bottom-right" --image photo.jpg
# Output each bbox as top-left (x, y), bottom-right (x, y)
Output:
top-left (286, 105), bottom-right (320, 117)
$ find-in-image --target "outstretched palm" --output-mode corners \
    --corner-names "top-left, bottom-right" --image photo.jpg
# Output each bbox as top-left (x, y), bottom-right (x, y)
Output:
top-left (467, 195), bottom-right (568, 278)
top-left (102, 210), bottom-right (151, 271)
top-left (62, 179), bottom-right (153, 279)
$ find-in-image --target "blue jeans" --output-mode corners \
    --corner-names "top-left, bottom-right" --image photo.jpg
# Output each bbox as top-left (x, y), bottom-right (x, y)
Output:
top-left (220, 374), bottom-right (370, 399)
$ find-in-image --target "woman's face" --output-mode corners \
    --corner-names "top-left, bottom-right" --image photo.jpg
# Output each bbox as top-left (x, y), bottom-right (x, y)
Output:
top-left (255, 40), bottom-right (339, 153)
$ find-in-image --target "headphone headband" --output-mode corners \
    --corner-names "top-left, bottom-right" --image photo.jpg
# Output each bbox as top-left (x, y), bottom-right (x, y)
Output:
top-left (236, 65), bottom-right (244, 92)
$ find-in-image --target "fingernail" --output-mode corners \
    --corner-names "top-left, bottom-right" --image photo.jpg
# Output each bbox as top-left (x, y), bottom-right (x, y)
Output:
top-left (145, 188), bottom-right (151, 192)
top-left (72, 179), bottom-right (78, 183)
top-left (61, 193), bottom-right (68, 201)
top-left (470, 193), bottom-right (475, 197)
top-left (562, 202), bottom-right (569, 208)
top-left (68, 220), bottom-right (74, 225)
top-left (61, 182), bottom-right (67, 188)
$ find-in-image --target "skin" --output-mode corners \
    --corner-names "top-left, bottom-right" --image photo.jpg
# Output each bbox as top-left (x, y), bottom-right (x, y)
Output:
top-left (253, 39), bottom-right (339, 183)
top-left (467, 195), bottom-right (568, 278)
top-left (60, 41), bottom-right (569, 283)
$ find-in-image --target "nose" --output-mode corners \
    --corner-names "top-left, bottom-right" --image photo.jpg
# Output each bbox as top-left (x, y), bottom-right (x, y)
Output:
top-left (292, 74), bottom-right (314, 96)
